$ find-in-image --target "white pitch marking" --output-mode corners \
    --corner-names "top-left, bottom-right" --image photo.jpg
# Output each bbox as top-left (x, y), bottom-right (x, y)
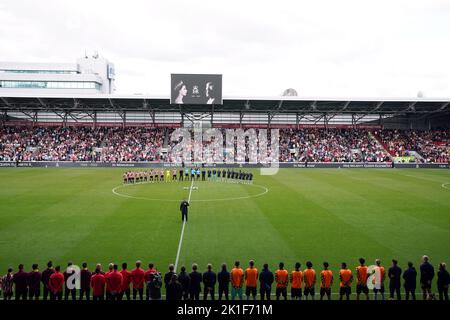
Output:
top-left (442, 183), bottom-right (450, 190)
top-left (111, 183), bottom-right (269, 202)
top-left (191, 184), bottom-right (269, 202)
top-left (174, 179), bottom-right (194, 272)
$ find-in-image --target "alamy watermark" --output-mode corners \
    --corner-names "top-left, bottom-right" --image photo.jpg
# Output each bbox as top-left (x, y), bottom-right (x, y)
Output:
top-left (169, 122), bottom-right (279, 175)
top-left (66, 265), bottom-right (81, 290)
top-left (367, 265), bottom-right (382, 290)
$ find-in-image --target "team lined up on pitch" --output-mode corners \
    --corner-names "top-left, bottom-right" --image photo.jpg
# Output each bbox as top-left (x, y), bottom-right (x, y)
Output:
top-left (1, 256), bottom-right (448, 301)
top-left (123, 168), bottom-right (254, 184)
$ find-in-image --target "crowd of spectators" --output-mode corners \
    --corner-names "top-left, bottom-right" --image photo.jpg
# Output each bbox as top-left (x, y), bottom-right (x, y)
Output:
top-left (376, 129), bottom-right (450, 163)
top-left (279, 129), bottom-right (391, 162)
top-left (1, 126), bottom-right (449, 163)
top-left (0, 126), bottom-right (167, 162)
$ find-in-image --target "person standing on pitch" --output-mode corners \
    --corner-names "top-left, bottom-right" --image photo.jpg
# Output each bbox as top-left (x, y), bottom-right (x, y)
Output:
top-left (179, 168), bottom-right (184, 181)
top-left (275, 262), bottom-right (288, 300)
top-left (13, 264), bottom-right (28, 300)
top-left (437, 262), bottom-right (449, 301)
top-left (202, 263), bottom-right (217, 300)
top-left (180, 199), bottom-right (189, 222)
top-left (420, 255), bottom-right (435, 300)
top-left (218, 263), bottom-right (230, 300)
top-left (28, 264), bottom-right (42, 300)
top-left (80, 262), bottom-right (92, 301)
top-left (41, 261), bottom-right (55, 301)
top-left (178, 266), bottom-right (190, 300)
top-left (259, 263), bottom-right (274, 301)
top-left (388, 259), bottom-right (402, 300)
top-left (403, 262), bottom-right (417, 300)
top-left (189, 264), bottom-right (202, 300)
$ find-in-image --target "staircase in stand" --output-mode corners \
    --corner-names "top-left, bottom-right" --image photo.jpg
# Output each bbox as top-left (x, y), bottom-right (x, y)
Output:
top-left (369, 131), bottom-right (394, 161)
top-left (163, 128), bottom-right (170, 148)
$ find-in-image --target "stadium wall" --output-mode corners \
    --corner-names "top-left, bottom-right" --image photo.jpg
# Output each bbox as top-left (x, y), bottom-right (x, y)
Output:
top-left (379, 114), bottom-right (450, 130)
top-left (0, 161), bottom-right (448, 169)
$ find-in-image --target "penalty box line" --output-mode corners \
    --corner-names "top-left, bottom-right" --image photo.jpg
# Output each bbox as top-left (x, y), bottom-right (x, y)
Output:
top-left (174, 179), bottom-right (194, 271)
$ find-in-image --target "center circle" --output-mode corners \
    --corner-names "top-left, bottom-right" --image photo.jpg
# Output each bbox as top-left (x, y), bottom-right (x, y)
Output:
top-left (112, 182), bottom-right (269, 202)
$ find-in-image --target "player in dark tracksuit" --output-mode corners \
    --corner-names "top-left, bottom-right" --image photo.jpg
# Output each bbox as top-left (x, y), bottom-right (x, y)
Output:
top-left (202, 264), bottom-right (217, 300)
top-left (420, 256), bottom-right (435, 300)
top-left (41, 261), bottom-right (55, 300)
top-left (218, 264), bottom-right (230, 300)
top-left (178, 266), bottom-right (190, 300)
top-left (259, 264), bottom-right (274, 301)
top-left (80, 262), bottom-right (92, 300)
top-left (189, 264), bottom-right (202, 300)
top-left (179, 169), bottom-right (184, 181)
top-left (403, 262), bottom-right (417, 300)
top-left (388, 260), bottom-right (402, 300)
top-left (64, 262), bottom-right (77, 300)
top-left (180, 199), bottom-right (189, 222)
top-left (13, 264), bottom-right (28, 300)
top-left (28, 264), bottom-right (42, 300)
top-left (164, 265), bottom-right (176, 291)
top-left (437, 263), bottom-right (450, 301)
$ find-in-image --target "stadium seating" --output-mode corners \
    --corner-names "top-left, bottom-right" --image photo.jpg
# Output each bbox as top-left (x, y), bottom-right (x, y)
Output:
top-left (375, 129), bottom-right (450, 163)
top-left (1, 126), bottom-right (449, 163)
top-left (279, 128), bottom-right (391, 162)
top-left (0, 126), bottom-right (167, 162)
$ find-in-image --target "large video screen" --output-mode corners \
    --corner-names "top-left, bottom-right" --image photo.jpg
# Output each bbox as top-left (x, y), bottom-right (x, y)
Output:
top-left (171, 74), bottom-right (222, 105)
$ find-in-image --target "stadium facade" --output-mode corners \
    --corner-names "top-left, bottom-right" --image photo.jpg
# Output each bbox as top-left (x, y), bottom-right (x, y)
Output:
top-left (0, 55), bottom-right (115, 94)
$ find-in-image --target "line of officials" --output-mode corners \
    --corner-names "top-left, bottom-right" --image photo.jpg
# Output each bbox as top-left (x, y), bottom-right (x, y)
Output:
top-left (0, 256), bottom-right (449, 301)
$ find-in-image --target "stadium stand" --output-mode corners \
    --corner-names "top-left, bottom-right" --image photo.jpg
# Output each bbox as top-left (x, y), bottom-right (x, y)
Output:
top-left (0, 126), bottom-right (167, 162)
top-left (375, 129), bottom-right (450, 163)
top-left (1, 126), bottom-right (448, 163)
top-left (279, 128), bottom-right (391, 162)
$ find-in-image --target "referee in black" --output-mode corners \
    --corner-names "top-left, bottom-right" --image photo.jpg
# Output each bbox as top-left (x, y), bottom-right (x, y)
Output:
top-left (180, 199), bottom-right (189, 222)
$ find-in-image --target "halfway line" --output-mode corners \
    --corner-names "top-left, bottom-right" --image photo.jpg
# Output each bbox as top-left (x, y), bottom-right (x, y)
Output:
top-left (174, 179), bottom-right (194, 271)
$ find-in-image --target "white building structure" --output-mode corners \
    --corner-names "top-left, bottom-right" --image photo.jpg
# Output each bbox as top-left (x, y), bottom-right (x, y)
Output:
top-left (0, 55), bottom-right (115, 94)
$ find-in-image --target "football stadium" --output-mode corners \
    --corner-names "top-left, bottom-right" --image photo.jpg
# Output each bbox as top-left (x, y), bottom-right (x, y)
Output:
top-left (1, 93), bottom-right (449, 302)
top-left (0, 1), bottom-right (450, 311)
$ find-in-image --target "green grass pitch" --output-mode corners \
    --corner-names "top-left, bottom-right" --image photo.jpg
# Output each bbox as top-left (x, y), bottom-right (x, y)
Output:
top-left (0, 168), bottom-right (449, 298)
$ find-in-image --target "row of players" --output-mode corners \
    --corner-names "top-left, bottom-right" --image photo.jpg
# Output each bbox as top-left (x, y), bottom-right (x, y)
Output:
top-left (1, 256), bottom-right (447, 301)
top-left (123, 168), bottom-right (254, 184)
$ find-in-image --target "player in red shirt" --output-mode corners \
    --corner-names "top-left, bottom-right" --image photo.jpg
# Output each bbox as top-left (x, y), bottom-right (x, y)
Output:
top-left (131, 260), bottom-right (145, 300)
top-left (106, 264), bottom-right (123, 301)
top-left (145, 263), bottom-right (157, 300)
top-left (120, 262), bottom-right (132, 300)
top-left (145, 263), bottom-right (157, 282)
top-left (104, 263), bottom-right (114, 300)
top-left (95, 263), bottom-right (105, 275)
top-left (48, 266), bottom-right (64, 301)
top-left (91, 267), bottom-right (106, 301)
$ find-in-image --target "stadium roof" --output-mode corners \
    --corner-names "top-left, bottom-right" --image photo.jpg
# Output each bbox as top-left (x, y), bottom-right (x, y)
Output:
top-left (0, 93), bottom-right (449, 115)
